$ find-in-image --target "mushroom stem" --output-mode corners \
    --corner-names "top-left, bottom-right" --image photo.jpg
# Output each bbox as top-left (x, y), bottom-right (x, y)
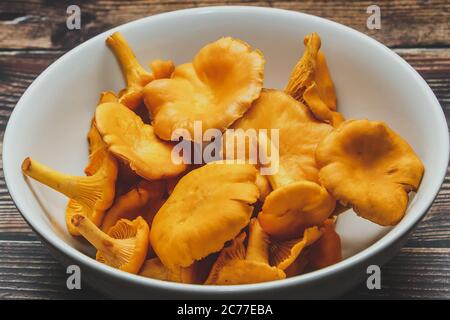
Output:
top-left (246, 219), bottom-right (270, 264)
top-left (106, 32), bottom-right (153, 87)
top-left (22, 157), bottom-right (106, 210)
top-left (71, 214), bottom-right (117, 251)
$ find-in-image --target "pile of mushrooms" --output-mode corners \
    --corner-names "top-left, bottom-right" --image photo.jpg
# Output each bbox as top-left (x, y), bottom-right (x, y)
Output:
top-left (22, 31), bottom-right (424, 285)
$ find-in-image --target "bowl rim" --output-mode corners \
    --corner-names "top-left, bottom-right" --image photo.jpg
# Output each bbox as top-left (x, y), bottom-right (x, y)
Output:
top-left (3, 5), bottom-right (449, 295)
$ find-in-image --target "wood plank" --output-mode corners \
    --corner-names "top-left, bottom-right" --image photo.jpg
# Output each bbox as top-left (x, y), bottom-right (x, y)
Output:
top-left (395, 48), bottom-right (450, 124)
top-left (345, 247), bottom-right (450, 299)
top-left (0, 51), bottom-right (63, 130)
top-left (1, 241), bottom-right (450, 299)
top-left (0, 0), bottom-right (449, 49)
top-left (0, 240), bottom-right (102, 299)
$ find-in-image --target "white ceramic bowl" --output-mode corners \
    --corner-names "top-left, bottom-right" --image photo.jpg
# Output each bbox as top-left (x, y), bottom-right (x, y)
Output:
top-left (3, 6), bottom-right (448, 299)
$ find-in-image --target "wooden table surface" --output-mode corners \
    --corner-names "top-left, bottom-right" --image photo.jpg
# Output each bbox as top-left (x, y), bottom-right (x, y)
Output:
top-left (0, 0), bottom-right (449, 300)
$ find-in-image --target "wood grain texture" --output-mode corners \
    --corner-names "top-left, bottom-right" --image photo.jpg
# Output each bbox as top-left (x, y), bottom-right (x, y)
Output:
top-left (0, 241), bottom-right (101, 299)
top-left (0, 0), bottom-right (449, 300)
top-left (345, 247), bottom-right (450, 299)
top-left (0, 0), bottom-right (449, 49)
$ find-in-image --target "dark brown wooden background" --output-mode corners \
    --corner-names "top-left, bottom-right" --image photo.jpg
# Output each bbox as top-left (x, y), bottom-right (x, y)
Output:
top-left (0, 0), bottom-right (449, 300)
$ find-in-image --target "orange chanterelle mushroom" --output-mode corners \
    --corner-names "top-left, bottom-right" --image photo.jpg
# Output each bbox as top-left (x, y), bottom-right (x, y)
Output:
top-left (316, 119), bottom-right (424, 226)
top-left (72, 214), bottom-right (149, 274)
top-left (143, 37), bottom-right (265, 141)
top-left (285, 32), bottom-right (343, 127)
top-left (107, 32), bottom-right (174, 110)
top-left (150, 162), bottom-right (260, 269)
top-left (205, 219), bottom-right (285, 285)
top-left (95, 102), bottom-right (187, 180)
top-left (21, 151), bottom-right (117, 236)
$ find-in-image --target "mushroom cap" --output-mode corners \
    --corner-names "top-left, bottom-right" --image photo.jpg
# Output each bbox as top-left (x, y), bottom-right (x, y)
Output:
top-left (101, 180), bottom-right (165, 233)
top-left (96, 216), bottom-right (149, 274)
top-left (269, 226), bottom-right (322, 270)
top-left (150, 162), bottom-right (260, 269)
top-left (316, 119), bottom-right (425, 225)
top-left (232, 89), bottom-right (332, 184)
top-left (95, 102), bottom-right (187, 180)
top-left (258, 180), bottom-right (335, 239)
top-left (144, 37), bottom-right (265, 141)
